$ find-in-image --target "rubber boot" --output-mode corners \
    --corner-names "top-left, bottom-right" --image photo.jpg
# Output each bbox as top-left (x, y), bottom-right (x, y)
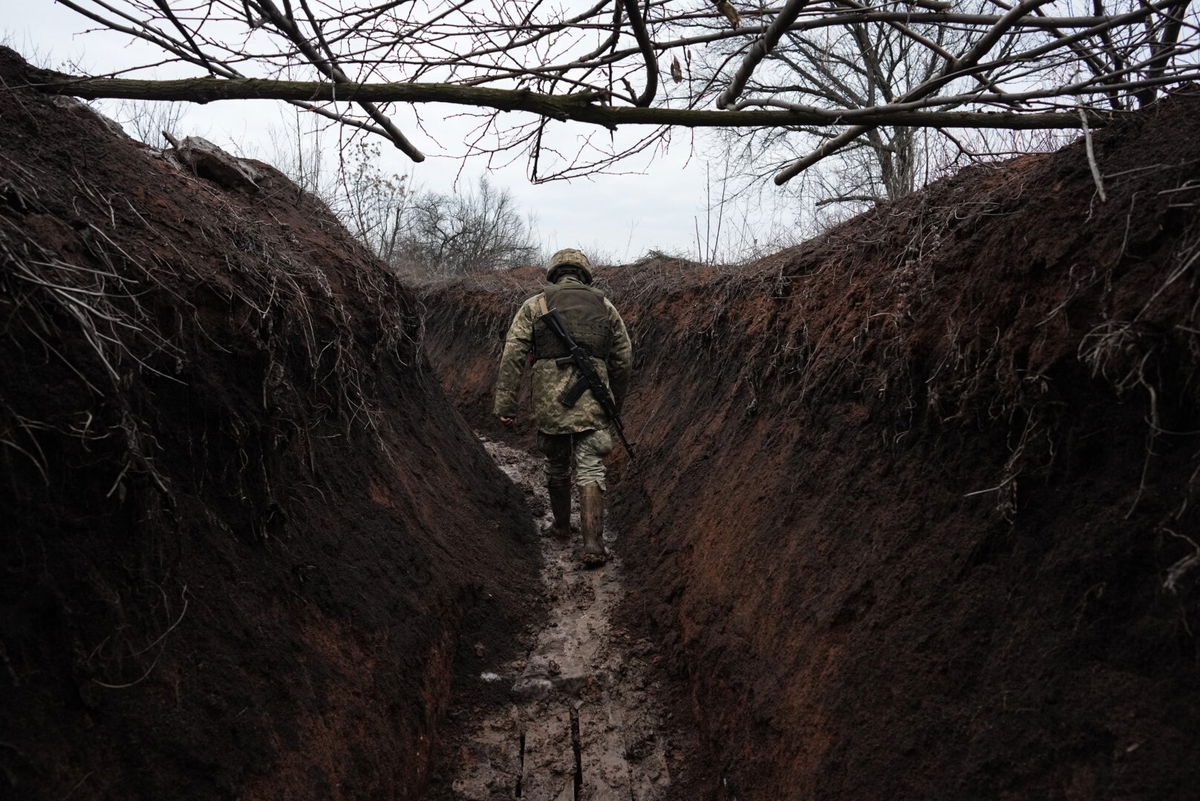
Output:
top-left (579, 483), bottom-right (608, 567)
top-left (543, 477), bottom-right (573, 540)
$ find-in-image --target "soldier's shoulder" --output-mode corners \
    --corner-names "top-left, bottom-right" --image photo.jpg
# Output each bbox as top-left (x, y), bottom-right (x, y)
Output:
top-left (528, 290), bottom-right (557, 309)
top-left (514, 292), bottom-right (544, 310)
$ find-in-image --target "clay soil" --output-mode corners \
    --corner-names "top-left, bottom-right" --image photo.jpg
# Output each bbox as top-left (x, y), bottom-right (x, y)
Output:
top-left (423, 89), bottom-right (1200, 800)
top-left (0, 48), bottom-right (540, 801)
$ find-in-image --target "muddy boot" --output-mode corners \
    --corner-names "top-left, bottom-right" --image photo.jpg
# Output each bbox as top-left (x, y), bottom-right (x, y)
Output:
top-left (542, 477), bottom-right (573, 540)
top-left (579, 483), bottom-right (608, 567)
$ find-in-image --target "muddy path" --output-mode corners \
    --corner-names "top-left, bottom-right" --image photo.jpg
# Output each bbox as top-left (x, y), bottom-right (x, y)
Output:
top-left (443, 436), bottom-right (674, 801)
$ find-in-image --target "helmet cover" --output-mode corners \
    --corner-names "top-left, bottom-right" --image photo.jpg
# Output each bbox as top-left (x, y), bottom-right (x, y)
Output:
top-left (546, 248), bottom-right (594, 284)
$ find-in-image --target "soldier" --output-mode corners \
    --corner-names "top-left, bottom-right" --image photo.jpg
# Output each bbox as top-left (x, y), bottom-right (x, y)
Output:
top-left (494, 248), bottom-right (633, 566)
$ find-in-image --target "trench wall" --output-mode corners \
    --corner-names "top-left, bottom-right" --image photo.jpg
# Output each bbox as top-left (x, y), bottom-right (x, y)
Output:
top-left (0, 49), bottom-right (538, 801)
top-left (423, 91), bottom-right (1200, 799)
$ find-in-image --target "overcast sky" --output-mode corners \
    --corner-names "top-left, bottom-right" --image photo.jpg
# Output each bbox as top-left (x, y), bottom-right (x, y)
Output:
top-left (5, 2), bottom-right (801, 264)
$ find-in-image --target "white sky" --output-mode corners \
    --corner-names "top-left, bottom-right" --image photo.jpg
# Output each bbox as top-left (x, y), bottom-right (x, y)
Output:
top-left (5, 2), bottom-right (798, 263)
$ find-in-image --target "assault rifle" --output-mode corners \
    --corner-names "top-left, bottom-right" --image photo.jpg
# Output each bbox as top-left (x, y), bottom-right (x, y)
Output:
top-left (540, 307), bottom-right (636, 461)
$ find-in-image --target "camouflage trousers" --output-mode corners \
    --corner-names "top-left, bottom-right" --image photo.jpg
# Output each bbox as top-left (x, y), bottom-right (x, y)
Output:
top-left (537, 428), bottom-right (614, 489)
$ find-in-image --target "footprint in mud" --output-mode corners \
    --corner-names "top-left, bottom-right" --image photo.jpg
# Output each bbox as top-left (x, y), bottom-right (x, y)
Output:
top-left (449, 436), bottom-right (672, 801)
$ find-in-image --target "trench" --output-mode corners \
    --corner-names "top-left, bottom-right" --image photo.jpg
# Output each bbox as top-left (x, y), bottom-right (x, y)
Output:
top-left (5, 54), bottom-right (1199, 800)
top-left (444, 435), bottom-right (674, 801)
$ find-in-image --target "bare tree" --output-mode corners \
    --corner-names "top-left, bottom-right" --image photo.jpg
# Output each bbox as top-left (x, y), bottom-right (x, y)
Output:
top-left (107, 99), bottom-right (187, 147)
top-left (268, 107), bottom-right (337, 199)
top-left (258, 113), bottom-right (535, 274)
top-left (336, 140), bottom-right (411, 260)
top-left (697, 7), bottom-right (959, 215)
top-left (22, 0), bottom-right (1200, 186)
top-left (389, 176), bottom-right (538, 277)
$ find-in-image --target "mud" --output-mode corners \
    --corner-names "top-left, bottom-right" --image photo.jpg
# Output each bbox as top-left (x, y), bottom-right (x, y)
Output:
top-left (444, 436), bottom-right (672, 801)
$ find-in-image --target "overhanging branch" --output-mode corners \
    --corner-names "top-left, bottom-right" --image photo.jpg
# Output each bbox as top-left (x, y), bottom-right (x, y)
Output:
top-left (28, 72), bottom-right (1111, 131)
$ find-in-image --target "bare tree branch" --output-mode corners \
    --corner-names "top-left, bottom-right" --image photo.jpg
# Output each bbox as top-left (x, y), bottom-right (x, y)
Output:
top-left (27, 70), bottom-right (1108, 129)
top-left (250, 0), bottom-right (425, 160)
top-left (621, 0), bottom-right (659, 106)
top-left (33, 0), bottom-right (1200, 188)
top-left (718, 0), bottom-right (813, 109)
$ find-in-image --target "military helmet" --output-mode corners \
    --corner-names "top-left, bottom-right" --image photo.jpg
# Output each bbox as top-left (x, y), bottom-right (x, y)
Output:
top-left (546, 248), bottom-right (594, 284)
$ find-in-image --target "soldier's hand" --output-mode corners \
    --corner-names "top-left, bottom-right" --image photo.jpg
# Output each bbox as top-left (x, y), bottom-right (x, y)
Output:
top-left (499, 416), bottom-right (516, 427)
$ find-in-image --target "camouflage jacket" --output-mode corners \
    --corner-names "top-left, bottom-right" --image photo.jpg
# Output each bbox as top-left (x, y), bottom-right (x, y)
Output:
top-left (493, 276), bottom-right (632, 435)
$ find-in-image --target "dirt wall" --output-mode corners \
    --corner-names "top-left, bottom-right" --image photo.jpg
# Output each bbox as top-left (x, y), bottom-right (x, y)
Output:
top-left (423, 91), bottom-right (1200, 799)
top-left (0, 48), bottom-right (538, 801)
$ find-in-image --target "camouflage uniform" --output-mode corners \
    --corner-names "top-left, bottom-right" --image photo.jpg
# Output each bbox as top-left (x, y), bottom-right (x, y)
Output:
top-left (493, 273), bottom-right (632, 489)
